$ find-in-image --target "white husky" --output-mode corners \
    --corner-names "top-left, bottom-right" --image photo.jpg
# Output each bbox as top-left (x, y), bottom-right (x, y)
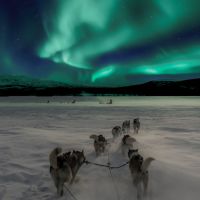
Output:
top-left (128, 149), bottom-right (154, 200)
top-left (90, 134), bottom-right (107, 156)
top-left (122, 120), bottom-right (131, 134)
top-left (112, 126), bottom-right (122, 139)
top-left (133, 118), bottom-right (140, 134)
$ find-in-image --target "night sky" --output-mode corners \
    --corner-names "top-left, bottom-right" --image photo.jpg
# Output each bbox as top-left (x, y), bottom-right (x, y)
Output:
top-left (1, 0), bottom-right (200, 87)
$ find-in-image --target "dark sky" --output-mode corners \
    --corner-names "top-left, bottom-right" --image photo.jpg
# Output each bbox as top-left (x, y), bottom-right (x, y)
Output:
top-left (1, 0), bottom-right (200, 87)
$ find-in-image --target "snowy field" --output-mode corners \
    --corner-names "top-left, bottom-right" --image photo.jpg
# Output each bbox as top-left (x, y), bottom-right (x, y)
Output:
top-left (0, 96), bottom-right (200, 200)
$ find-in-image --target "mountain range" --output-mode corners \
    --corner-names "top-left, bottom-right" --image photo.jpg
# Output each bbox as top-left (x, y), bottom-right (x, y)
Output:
top-left (0, 75), bottom-right (199, 96)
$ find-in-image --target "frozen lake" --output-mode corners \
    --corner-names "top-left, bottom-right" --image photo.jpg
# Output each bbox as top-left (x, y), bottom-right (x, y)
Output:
top-left (0, 96), bottom-right (200, 200)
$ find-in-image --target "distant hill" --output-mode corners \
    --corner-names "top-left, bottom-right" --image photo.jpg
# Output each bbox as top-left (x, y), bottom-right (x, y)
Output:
top-left (0, 75), bottom-right (199, 96)
top-left (0, 75), bottom-right (75, 96)
top-left (0, 75), bottom-right (71, 88)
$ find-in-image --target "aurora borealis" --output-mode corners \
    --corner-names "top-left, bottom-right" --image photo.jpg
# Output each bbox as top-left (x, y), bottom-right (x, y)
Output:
top-left (1, 0), bottom-right (200, 87)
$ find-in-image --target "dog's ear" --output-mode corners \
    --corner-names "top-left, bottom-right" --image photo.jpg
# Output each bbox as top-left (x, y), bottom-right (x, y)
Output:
top-left (55, 147), bottom-right (62, 154)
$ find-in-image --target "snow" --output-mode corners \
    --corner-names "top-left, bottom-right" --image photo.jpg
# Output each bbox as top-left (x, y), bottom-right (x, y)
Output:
top-left (0, 96), bottom-right (200, 200)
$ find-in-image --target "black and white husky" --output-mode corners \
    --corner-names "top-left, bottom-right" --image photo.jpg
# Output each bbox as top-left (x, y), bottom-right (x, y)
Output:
top-left (133, 118), bottom-right (140, 134)
top-left (122, 120), bottom-right (130, 134)
top-left (90, 134), bottom-right (107, 156)
top-left (128, 149), bottom-right (154, 200)
top-left (49, 148), bottom-right (85, 196)
top-left (112, 126), bottom-right (122, 139)
top-left (121, 135), bottom-right (136, 156)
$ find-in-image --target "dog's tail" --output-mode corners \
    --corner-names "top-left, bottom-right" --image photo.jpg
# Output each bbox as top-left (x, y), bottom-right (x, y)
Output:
top-left (141, 157), bottom-right (155, 172)
top-left (90, 134), bottom-right (98, 140)
top-left (49, 147), bottom-right (62, 169)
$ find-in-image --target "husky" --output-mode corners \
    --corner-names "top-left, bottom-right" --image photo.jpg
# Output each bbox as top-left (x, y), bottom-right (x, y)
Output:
top-left (49, 148), bottom-right (85, 196)
top-left (112, 126), bottom-right (122, 139)
top-left (128, 149), bottom-right (154, 200)
top-left (122, 120), bottom-right (130, 134)
top-left (121, 135), bottom-right (136, 156)
top-left (133, 118), bottom-right (140, 134)
top-left (90, 134), bottom-right (107, 156)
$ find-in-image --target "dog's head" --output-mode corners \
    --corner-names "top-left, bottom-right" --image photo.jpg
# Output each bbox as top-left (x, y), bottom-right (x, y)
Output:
top-left (128, 150), bottom-right (144, 172)
top-left (128, 149), bottom-right (139, 158)
top-left (90, 134), bottom-right (98, 141)
top-left (128, 150), bottom-right (143, 169)
top-left (122, 134), bottom-right (130, 144)
top-left (134, 118), bottom-right (140, 123)
top-left (54, 147), bottom-right (62, 155)
top-left (98, 135), bottom-right (106, 142)
top-left (56, 151), bottom-right (72, 168)
top-left (132, 154), bottom-right (143, 163)
top-left (63, 151), bottom-right (71, 160)
top-left (72, 150), bottom-right (86, 164)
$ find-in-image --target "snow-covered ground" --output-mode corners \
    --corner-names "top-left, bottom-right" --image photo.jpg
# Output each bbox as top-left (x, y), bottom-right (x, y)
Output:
top-left (0, 96), bottom-right (200, 200)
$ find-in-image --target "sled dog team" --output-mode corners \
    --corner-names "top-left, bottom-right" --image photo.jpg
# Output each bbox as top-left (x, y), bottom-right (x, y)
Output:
top-left (112, 118), bottom-right (141, 138)
top-left (49, 118), bottom-right (154, 199)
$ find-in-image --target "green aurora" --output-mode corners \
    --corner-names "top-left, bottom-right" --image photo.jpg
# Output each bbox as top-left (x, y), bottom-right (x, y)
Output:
top-left (1, 0), bottom-right (200, 86)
